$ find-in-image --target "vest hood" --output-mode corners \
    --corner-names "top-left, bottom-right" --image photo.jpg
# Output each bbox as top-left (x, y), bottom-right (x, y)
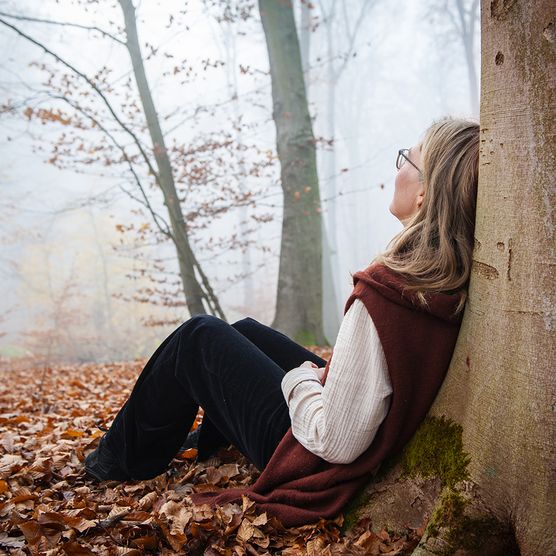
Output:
top-left (350, 262), bottom-right (465, 324)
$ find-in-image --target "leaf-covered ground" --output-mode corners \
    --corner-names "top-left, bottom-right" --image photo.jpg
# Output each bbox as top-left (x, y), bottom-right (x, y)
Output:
top-left (0, 356), bottom-right (422, 554)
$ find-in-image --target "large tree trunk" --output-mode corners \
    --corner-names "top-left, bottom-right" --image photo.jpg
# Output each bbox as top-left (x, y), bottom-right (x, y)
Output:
top-left (119, 0), bottom-right (225, 320)
top-left (259, 0), bottom-right (327, 345)
top-left (297, 0), bottom-right (339, 345)
top-left (348, 2), bottom-right (555, 555)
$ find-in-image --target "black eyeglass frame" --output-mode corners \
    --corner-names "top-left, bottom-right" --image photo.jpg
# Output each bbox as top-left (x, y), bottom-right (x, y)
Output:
top-left (396, 148), bottom-right (423, 175)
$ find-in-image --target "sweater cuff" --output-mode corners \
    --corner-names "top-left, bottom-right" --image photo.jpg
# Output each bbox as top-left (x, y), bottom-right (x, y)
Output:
top-left (281, 368), bottom-right (322, 405)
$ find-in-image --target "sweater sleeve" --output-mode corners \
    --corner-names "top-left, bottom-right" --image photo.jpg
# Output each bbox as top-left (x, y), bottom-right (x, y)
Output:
top-left (281, 298), bottom-right (393, 464)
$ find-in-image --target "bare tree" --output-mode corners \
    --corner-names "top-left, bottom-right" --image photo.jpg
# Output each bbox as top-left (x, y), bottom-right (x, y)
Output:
top-left (258, 0), bottom-right (326, 344)
top-left (202, 0), bottom-right (259, 313)
top-left (426, 0), bottom-right (480, 115)
top-left (317, 0), bottom-right (376, 256)
top-left (118, 0), bottom-right (222, 318)
top-left (0, 5), bottom-right (274, 324)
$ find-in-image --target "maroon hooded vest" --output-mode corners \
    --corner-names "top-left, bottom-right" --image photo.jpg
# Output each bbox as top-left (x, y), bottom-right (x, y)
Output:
top-left (191, 262), bottom-right (465, 526)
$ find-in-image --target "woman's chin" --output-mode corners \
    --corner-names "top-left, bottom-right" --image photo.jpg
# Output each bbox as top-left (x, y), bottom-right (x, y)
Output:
top-left (389, 206), bottom-right (404, 225)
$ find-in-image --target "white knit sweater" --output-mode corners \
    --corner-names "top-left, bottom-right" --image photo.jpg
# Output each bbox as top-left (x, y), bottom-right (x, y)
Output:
top-left (281, 298), bottom-right (393, 464)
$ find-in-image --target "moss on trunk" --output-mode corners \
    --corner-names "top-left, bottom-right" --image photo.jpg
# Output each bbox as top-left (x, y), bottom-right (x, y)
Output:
top-left (416, 486), bottom-right (519, 556)
top-left (344, 415), bottom-right (521, 554)
top-left (400, 416), bottom-right (470, 488)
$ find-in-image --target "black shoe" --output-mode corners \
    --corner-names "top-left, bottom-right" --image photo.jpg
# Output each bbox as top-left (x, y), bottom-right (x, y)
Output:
top-left (84, 435), bottom-right (130, 482)
top-left (178, 425), bottom-right (202, 452)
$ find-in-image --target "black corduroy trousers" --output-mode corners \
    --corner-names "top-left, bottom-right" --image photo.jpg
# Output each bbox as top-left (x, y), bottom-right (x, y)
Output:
top-left (100, 315), bottom-right (327, 478)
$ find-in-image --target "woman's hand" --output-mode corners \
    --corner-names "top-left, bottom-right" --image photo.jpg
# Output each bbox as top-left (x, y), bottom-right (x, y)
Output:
top-left (299, 361), bottom-right (326, 384)
top-left (313, 367), bottom-right (326, 383)
top-left (299, 360), bottom-right (318, 369)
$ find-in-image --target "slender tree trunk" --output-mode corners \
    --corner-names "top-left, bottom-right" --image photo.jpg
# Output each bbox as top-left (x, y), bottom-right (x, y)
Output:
top-left (318, 0), bottom-right (374, 337)
top-left (220, 7), bottom-right (254, 311)
top-left (259, 0), bottom-right (326, 344)
top-left (351, 2), bottom-right (555, 554)
top-left (456, 0), bottom-right (480, 116)
top-left (324, 36), bottom-right (342, 336)
top-left (462, 31), bottom-right (479, 116)
top-left (320, 219), bottom-right (338, 346)
top-left (230, 40), bottom-right (253, 312)
top-left (324, 14), bottom-right (338, 263)
top-left (118, 0), bottom-right (225, 320)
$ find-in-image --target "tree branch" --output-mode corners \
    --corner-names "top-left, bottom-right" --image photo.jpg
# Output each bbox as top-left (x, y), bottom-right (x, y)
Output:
top-left (46, 92), bottom-right (174, 241)
top-left (447, 1), bottom-right (463, 36)
top-left (0, 17), bottom-right (161, 187)
top-left (469, 0), bottom-right (480, 43)
top-left (335, 0), bottom-right (374, 78)
top-left (0, 11), bottom-right (126, 45)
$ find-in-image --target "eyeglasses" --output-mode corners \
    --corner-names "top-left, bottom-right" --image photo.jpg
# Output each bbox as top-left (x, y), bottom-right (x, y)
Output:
top-left (396, 148), bottom-right (422, 175)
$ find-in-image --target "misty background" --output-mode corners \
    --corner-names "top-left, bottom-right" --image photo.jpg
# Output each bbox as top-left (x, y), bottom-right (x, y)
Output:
top-left (0, 0), bottom-right (479, 365)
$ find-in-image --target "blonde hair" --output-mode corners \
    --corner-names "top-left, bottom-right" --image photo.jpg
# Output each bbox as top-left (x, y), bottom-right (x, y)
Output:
top-left (374, 117), bottom-right (480, 314)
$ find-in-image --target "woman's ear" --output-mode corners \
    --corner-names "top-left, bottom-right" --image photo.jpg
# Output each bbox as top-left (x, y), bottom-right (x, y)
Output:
top-left (416, 189), bottom-right (425, 209)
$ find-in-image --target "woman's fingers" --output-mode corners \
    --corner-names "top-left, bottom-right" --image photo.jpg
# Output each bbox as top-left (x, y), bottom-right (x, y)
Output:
top-left (300, 360), bottom-right (318, 369)
top-left (297, 361), bottom-right (325, 383)
top-left (313, 367), bottom-right (326, 383)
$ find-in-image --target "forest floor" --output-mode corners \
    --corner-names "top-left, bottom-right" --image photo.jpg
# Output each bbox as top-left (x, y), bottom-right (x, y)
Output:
top-left (0, 355), bottom-right (422, 555)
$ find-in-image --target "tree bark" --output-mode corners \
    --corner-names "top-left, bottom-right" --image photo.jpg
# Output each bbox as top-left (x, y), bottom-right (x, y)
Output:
top-left (297, 0), bottom-right (339, 345)
top-left (259, 0), bottom-right (327, 344)
top-left (349, 2), bottom-right (555, 554)
top-left (118, 0), bottom-right (225, 320)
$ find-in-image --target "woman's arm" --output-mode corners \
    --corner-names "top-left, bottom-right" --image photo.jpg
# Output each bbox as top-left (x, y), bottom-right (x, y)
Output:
top-left (281, 298), bottom-right (393, 464)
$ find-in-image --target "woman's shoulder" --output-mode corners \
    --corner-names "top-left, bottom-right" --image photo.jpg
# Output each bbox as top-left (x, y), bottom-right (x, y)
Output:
top-left (351, 261), bottom-right (409, 291)
top-left (351, 262), bottom-right (465, 323)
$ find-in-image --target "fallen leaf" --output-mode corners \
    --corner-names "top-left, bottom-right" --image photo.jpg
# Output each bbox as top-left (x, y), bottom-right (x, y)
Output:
top-left (176, 447), bottom-right (198, 460)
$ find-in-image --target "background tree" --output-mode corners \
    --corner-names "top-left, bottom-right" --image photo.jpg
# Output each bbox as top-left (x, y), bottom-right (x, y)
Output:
top-left (297, 0), bottom-right (377, 340)
top-left (316, 0), bottom-right (375, 259)
top-left (349, 2), bottom-right (555, 554)
top-left (0, 4), bottom-right (276, 328)
top-left (296, 0), bottom-right (339, 343)
top-left (201, 0), bottom-right (259, 315)
top-left (118, 0), bottom-right (220, 318)
top-left (258, 0), bottom-right (326, 344)
top-left (425, 0), bottom-right (480, 116)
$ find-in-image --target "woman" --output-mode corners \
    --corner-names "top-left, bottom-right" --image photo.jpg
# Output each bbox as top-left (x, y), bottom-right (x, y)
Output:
top-left (84, 116), bottom-right (479, 527)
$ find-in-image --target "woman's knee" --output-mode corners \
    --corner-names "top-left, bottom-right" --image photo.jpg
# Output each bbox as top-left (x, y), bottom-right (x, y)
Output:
top-left (184, 314), bottom-right (221, 326)
top-left (179, 314), bottom-right (226, 339)
top-left (180, 315), bottom-right (260, 343)
top-left (231, 316), bottom-right (259, 334)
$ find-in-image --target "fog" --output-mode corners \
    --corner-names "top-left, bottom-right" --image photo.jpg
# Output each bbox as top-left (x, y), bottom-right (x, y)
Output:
top-left (0, 0), bottom-right (480, 364)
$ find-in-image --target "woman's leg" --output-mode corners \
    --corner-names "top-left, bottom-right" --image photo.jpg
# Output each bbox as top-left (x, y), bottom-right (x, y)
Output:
top-left (87, 320), bottom-right (200, 481)
top-left (232, 317), bottom-right (327, 371)
top-left (87, 314), bottom-right (325, 480)
top-left (196, 317), bottom-right (327, 459)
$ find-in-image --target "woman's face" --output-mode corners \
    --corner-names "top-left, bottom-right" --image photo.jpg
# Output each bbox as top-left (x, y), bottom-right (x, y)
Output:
top-left (389, 143), bottom-right (425, 227)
